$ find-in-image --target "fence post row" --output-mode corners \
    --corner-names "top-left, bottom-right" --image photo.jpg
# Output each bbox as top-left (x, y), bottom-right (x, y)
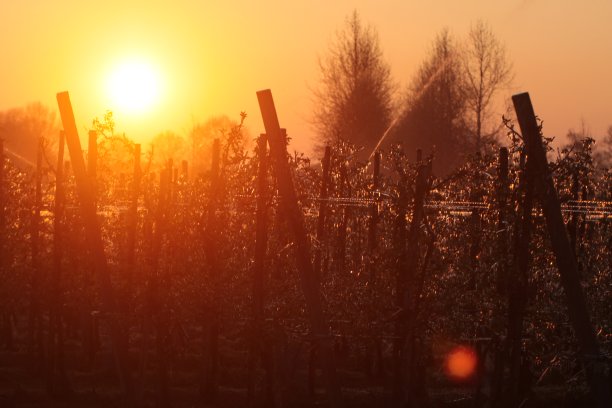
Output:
top-left (0, 88), bottom-right (598, 405)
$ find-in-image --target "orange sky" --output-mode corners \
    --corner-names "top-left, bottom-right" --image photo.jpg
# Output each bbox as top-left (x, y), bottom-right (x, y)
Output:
top-left (1, 0), bottom-right (611, 155)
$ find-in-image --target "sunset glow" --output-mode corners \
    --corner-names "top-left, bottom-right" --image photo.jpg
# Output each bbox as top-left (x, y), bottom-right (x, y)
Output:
top-left (106, 60), bottom-right (162, 115)
top-left (1, 2), bottom-right (611, 405)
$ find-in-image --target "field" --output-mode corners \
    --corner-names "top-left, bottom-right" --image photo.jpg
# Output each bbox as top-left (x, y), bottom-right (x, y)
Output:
top-left (0, 91), bottom-right (610, 407)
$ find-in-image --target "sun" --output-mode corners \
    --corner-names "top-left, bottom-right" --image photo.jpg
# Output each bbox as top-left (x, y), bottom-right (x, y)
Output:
top-left (107, 59), bottom-right (161, 114)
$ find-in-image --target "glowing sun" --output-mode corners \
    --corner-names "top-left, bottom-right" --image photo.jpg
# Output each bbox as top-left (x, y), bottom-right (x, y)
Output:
top-left (107, 60), bottom-right (161, 114)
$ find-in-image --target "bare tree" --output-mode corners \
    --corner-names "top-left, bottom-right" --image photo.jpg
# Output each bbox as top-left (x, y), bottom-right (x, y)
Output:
top-left (393, 29), bottom-right (466, 174)
top-left (313, 10), bottom-right (394, 156)
top-left (462, 20), bottom-right (513, 152)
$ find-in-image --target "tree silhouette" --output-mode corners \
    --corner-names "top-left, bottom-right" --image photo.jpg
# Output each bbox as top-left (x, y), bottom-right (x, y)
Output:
top-left (462, 20), bottom-right (513, 152)
top-left (393, 29), bottom-right (466, 174)
top-left (313, 10), bottom-right (393, 157)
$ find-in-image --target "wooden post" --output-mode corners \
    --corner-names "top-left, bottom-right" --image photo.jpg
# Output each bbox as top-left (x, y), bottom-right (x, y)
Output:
top-left (314, 146), bottom-right (331, 282)
top-left (491, 147), bottom-right (509, 406)
top-left (335, 163), bottom-right (350, 274)
top-left (0, 139), bottom-right (11, 351)
top-left (0, 139), bottom-right (4, 261)
top-left (253, 134), bottom-right (268, 327)
top-left (568, 169), bottom-right (580, 261)
top-left (496, 147), bottom-right (509, 293)
top-left (366, 151), bottom-right (382, 378)
top-left (126, 144), bottom-right (141, 300)
top-left (308, 145), bottom-right (332, 396)
top-left (29, 136), bottom-right (44, 369)
top-left (201, 138), bottom-right (221, 401)
top-left (257, 89), bottom-right (341, 407)
top-left (85, 129), bottom-right (99, 366)
top-left (367, 151), bottom-right (380, 281)
top-left (56, 92), bottom-right (131, 394)
top-left (468, 153), bottom-right (483, 291)
top-left (505, 120), bottom-right (536, 406)
top-left (135, 171), bottom-right (155, 403)
top-left (512, 92), bottom-right (611, 408)
top-left (46, 130), bottom-right (71, 396)
top-left (392, 168), bottom-right (409, 402)
top-left (88, 130), bottom-right (97, 200)
top-left (151, 167), bottom-right (171, 408)
top-left (398, 160), bottom-right (431, 407)
top-left (248, 134), bottom-right (272, 406)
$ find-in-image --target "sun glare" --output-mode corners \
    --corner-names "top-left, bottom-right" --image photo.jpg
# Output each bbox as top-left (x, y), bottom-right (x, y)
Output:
top-left (107, 60), bottom-right (161, 114)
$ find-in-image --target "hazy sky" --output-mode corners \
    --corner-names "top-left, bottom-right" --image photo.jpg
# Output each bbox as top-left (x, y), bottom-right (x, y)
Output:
top-left (1, 0), bottom-right (611, 153)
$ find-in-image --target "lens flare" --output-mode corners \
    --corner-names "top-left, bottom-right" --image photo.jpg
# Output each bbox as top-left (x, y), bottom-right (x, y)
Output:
top-left (446, 345), bottom-right (477, 380)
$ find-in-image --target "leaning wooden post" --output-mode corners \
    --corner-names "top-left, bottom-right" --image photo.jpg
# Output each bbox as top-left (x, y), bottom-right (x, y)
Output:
top-left (56, 92), bottom-right (131, 394)
top-left (257, 89), bottom-right (341, 407)
top-left (512, 92), bottom-right (611, 408)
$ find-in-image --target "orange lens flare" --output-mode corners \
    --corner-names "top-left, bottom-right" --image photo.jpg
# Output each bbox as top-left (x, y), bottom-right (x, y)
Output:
top-left (445, 346), bottom-right (477, 380)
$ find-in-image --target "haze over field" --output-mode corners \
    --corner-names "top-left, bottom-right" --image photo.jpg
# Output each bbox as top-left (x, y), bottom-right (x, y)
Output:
top-left (1, 2), bottom-right (612, 407)
top-left (1, 0), bottom-right (611, 153)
